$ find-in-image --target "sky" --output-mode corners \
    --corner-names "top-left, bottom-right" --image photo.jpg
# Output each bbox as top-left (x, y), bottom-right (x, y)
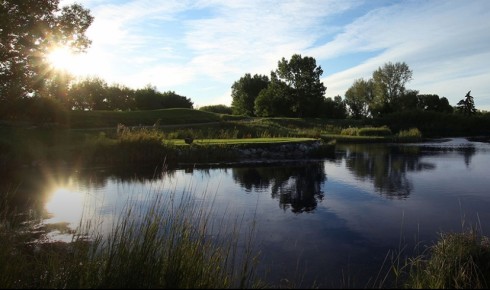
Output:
top-left (59, 0), bottom-right (490, 111)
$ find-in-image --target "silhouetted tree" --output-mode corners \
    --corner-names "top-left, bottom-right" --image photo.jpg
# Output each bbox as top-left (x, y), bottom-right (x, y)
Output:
top-left (160, 91), bottom-right (193, 109)
top-left (417, 94), bottom-right (453, 113)
top-left (199, 104), bottom-right (233, 115)
top-left (68, 77), bottom-right (108, 110)
top-left (456, 91), bottom-right (476, 116)
top-left (323, 95), bottom-right (347, 119)
top-left (0, 1), bottom-right (93, 108)
top-left (231, 73), bottom-right (269, 116)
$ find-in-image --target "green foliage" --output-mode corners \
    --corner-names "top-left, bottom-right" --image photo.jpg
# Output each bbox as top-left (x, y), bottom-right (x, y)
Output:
top-left (0, 1), bottom-right (93, 103)
top-left (254, 78), bottom-right (295, 117)
top-left (396, 128), bottom-right (422, 139)
top-left (134, 85), bottom-right (193, 110)
top-left (403, 231), bottom-right (490, 289)
top-left (67, 108), bottom-right (222, 128)
top-left (231, 73), bottom-right (269, 116)
top-left (323, 95), bottom-right (347, 119)
top-left (340, 127), bottom-right (360, 136)
top-left (358, 126), bottom-right (392, 136)
top-left (199, 104), bottom-right (233, 115)
top-left (371, 61), bottom-right (413, 116)
top-left (345, 78), bottom-right (374, 119)
top-left (417, 94), bottom-right (454, 113)
top-left (275, 54), bottom-right (327, 117)
top-left (340, 126), bottom-right (392, 137)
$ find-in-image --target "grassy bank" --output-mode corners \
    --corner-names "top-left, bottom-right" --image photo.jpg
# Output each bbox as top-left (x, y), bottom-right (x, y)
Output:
top-left (0, 109), bottom-right (428, 171)
top-left (0, 186), bottom-right (263, 289)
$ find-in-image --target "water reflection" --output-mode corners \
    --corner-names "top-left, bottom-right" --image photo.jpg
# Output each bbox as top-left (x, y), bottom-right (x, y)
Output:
top-left (336, 144), bottom-right (436, 199)
top-left (232, 162), bottom-right (326, 213)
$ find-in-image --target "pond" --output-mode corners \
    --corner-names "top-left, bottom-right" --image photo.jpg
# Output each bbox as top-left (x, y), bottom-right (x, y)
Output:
top-left (4, 137), bottom-right (490, 288)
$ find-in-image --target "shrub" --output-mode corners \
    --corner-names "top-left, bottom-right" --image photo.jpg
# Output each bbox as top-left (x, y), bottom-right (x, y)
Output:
top-left (357, 126), bottom-right (392, 136)
top-left (340, 127), bottom-right (359, 136)
top-left (396, 128), bottom-right (422, 139)
top-left (199, 104), bottom-right (233, 115)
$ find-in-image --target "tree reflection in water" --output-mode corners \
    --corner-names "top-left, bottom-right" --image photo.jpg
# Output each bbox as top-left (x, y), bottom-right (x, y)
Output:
top-left (232, 162), bottom-right (326, 213)
top-left (337, 144), bottom-right (438, 199)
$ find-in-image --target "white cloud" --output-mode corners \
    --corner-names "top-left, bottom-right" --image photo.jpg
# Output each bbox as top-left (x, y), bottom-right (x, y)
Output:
top-left (61, 0), bottom-right (490, 110)
top-left (318, 0), bottom-right (490, 109)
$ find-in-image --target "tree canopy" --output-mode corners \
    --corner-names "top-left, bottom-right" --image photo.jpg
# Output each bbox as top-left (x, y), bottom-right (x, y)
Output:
top-left (274, 54), bottom-right (326, 117)
top-left (370, 61), bottom-right (413, 116)
top-left (0, 0), bottom-right (93, 106)
top-left (345, 78), bottom-right (374, 119)
top-left (231, 73), bottom-right (269, 116)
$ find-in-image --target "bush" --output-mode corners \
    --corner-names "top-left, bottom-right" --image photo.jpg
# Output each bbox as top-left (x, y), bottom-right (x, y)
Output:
top-left (357, 126), bottom-right (392, 136)
top-left (199, 104), bottom-right (233, 115)
top-left (340, 127), bottom-right (359, 136)
top-left (340, 126), bottom-right (392, 137)
top-left (396, 128), bottom-right (422, 139)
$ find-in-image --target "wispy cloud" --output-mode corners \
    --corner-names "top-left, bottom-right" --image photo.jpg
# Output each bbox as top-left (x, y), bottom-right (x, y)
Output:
top-left (62, 0), bottom-right (490, 109)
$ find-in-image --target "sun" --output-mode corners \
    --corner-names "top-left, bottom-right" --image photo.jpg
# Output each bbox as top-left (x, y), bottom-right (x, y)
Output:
top-left (47, 46), bottom-right (76, 71)
top-left (47, 45), bottom-right (97, 76)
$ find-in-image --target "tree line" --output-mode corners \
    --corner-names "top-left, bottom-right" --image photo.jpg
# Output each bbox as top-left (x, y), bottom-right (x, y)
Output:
top-left (0, 0), bottom-right (483, 124)
top-left (229, 56), bottom-right (478, 119)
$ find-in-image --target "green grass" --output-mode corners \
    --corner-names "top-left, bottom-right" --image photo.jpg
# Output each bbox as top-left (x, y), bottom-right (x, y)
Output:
top-left (388, 230), bottom-right (490, 289)
top-left (67, 108), bottom-right (245, 129)
top-left (172, 137), bottom-right (316, 146)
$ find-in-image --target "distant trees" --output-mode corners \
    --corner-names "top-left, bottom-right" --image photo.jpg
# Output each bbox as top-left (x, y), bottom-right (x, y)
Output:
top-left (417, 94), bottom-right (453, 113)
top-left (67, 80), bottom-right (192, 111)
top-left (134, 85), bottom-right (192, 110)
top-left (233, 54), bottom-right (330, 118)
top-left (231, 73), bottom-right (269, 116)
top-left (199, 105), bottom-right (233, 115)
top-left (456, 91), bottom-right (476, 116)
top-left (0, 1), bottom-right (93, 105)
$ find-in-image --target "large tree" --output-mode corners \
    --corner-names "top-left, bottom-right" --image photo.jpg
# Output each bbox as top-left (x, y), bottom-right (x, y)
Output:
top-left (230, 73), bottom-right (269, 116)
top-left (0, 0), bottom-right (93, 105)
top-left (254, 73), bottom-right (294, 117)
top-left (371, 61), bottom-right (413, 116)
top-left (275, 54), bottom-right (326, 117)
top-left (345, 78), bottom-right (374, 119)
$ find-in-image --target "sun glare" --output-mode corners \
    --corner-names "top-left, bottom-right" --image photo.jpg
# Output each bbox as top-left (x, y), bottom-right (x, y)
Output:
top-left (47, 46), bottom-right (76, 71)
top-left (47, 46), bottom-right (97, 76)
top-left (45, 187), bottom-right (85, 226)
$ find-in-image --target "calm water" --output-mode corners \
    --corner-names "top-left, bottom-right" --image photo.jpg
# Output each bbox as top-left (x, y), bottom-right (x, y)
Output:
top-left (9, 138), bottom-right (490, 288)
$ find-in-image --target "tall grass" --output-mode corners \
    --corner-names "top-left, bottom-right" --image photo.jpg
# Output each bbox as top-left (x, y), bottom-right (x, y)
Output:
top-left (402, 230), bottom-right (490, 289)
top-left (381, 225), bottom-right (490, 289)
top-left (0, 181), bottom-right (264, 289)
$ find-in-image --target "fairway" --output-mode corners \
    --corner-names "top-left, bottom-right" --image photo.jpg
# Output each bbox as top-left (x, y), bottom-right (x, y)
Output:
top-left (171, 137), bottom-right (317, 145)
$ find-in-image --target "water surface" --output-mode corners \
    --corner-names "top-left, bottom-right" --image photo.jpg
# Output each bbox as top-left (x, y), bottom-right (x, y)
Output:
top-left (10, 138), bottom-right (490, 288)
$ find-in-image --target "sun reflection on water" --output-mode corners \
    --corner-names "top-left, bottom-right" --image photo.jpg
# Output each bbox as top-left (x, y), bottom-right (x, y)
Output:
top-left (44, 187), bottom-right (85, 227)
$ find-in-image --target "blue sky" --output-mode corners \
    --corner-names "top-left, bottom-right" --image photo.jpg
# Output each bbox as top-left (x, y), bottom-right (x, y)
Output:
top-left (60, 0), bottom-right (490, 111)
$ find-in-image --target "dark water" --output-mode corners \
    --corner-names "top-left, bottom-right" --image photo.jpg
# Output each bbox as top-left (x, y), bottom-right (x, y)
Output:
top-left (6, 138), bottom-right (490, 288)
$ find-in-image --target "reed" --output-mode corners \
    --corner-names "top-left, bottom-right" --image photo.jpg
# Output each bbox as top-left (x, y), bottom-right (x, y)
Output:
top-left (0, 181), bottom-right (264, 289)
